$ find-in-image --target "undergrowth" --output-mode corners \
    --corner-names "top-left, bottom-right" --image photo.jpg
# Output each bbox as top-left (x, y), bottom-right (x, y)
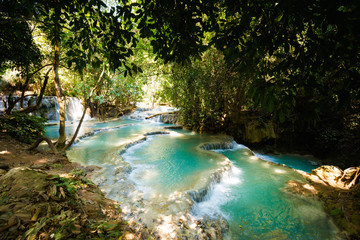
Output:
top-left (0, 112), bottom-right (46, 143)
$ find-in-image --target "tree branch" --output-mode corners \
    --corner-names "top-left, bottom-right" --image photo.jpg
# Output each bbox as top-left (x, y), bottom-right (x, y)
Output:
top-left (19, 67), bottom-right (51, 114)
top-left (28, 136), bottom-right (58, 154)
top-left (63, 64), bottom-right (106, 150)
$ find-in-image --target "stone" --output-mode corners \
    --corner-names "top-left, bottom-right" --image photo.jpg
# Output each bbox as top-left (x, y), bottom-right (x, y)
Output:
top-left (310, 165), bottom-right (344, 188)
top-left (0, 167), bottom-right (49, 199)
top-left (243, 120), bottom-right (276, 143)
top-left (307, 165), bottom-right (360, 189)
top-left (286, 180), bottom-right (318, 196)
top-left (84, 165), bottom-right (102, 173)
top-left (340, 167), bottom-right (360, 188)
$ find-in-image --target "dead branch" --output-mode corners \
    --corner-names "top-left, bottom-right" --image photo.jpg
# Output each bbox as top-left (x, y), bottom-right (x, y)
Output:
top-left (145, 111), bottom-right (179, 119)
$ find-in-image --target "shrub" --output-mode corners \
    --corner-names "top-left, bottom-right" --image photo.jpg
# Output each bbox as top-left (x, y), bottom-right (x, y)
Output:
top-left (0, 112), bottom-right (46, 143)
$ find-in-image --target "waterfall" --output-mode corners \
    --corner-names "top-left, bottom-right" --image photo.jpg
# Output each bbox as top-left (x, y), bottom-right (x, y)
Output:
top-left (200, 141), bottom-right (235, 151)
top-left (128, 104), bottom-right (177, 121)
top-left (0, 96), bottom-right (91, 121)
top-left (65, 97), bottom-right (91, 121)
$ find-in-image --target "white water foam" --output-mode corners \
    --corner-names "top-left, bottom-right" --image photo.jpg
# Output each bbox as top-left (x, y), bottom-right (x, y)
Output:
top-left (211, 141), bottom-right (249, 153)
top-left (127, 105), bottom-right (177, 122)
top-left (121, 136), bottom-right (158, 197)
top-left (192, 164), bottom-right (243, 220)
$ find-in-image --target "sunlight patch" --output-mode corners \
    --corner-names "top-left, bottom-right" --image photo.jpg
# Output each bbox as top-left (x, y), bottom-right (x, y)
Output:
top-left (249, 156), bottom-right (258, 160)
top-left (274, 168), bottom-right (286, 174)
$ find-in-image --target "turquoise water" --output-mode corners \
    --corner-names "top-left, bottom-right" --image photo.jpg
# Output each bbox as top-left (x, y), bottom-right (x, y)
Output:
top-left (254, 152), bottom-right (319, 173)
top-left (65, 120), bottom-right (164, 165)
top-left (193, 147), bottom-right (337, 239)
top-left (123, 131), bottom-right (229, 196)
top-left (45, 118), bottom-right (138, 140)
top-left (54, 119), bottom-right (338, 239)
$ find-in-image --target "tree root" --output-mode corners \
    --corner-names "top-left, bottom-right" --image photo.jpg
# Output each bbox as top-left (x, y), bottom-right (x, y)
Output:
top-left (29, 136), bottom-right (58, 154)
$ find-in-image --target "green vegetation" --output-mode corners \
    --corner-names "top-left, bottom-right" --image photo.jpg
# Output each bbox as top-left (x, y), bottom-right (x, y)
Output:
top-left (0, 0), bottom-right (359, 164)
top-left (0, 168), bottom-right (149, 240)
top-left (0, 112), bottom-right (46, 143)
top-left (168, 48), bottom-right (248, 133)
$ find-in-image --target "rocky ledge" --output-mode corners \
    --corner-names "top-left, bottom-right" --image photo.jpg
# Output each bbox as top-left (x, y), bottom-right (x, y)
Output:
top-left (84, 133), bottom-right (235, 239)
top-left (286, 165), bottom-right (360, 239)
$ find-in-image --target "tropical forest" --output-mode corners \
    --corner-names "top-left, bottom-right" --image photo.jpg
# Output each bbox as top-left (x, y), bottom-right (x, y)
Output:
top-left (0, 0), bottom-right (359, 239)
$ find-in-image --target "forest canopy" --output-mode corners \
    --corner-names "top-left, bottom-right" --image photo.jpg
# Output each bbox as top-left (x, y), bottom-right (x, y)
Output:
top-left (0, 0), bottom-right (359, 164)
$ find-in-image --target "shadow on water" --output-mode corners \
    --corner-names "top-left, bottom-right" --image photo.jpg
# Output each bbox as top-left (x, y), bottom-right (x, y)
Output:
top-left (59, 118), bottom-right (339, 239)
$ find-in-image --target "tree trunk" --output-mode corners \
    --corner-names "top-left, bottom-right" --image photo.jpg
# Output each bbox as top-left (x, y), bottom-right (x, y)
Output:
top-left (20, 64), bottom-right (52, 109)
top-left (53, 6), bottom-right (66, 149)
top-left (20, 68), bottom-right (51, 114)
top-left (20, 67), bottom-right (30, 109)
top-left (63, 64), bottom-right (105, 150)
top-left (28, 136), bottom-right (58, 154)
top-left (5, 91), bottom-right (17, 115)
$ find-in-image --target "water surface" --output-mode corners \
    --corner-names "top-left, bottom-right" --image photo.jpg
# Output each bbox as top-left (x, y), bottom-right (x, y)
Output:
top-left (57, 119), bottom-right (338, 239)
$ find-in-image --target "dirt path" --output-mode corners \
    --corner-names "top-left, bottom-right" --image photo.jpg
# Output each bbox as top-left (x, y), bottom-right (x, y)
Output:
top-left (0, 133), bottom-right (70, 171)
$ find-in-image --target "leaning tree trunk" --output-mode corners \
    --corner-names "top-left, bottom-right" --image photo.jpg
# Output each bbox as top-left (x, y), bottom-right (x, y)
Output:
top-left (53, 8), bottom-right (66, 149)
top-left (63, 64), bottom-right (106, 151)
top-left (20, 67), bottom-right (30, 109)
top-left (5, 91), bottom-right (18, 115)
top-left (20, 68), bottom-right (51, 114)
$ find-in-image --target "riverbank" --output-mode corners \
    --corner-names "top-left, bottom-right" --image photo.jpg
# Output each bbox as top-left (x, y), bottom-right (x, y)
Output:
top-left (161, 113), bottom-right (360, 238)
top-left (1, 129), bottom-right (359, 239)
top-left (0, 133), bottom-right (156, 239)
top-left (287, 166), bottom-right (360, 239)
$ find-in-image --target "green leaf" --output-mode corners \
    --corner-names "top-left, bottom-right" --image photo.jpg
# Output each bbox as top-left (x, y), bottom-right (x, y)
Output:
top-left (330, 209), bottom-right (342, 216)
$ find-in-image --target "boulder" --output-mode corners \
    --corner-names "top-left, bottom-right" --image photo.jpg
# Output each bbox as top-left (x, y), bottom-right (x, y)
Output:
top-left (340, 167), bottom-right (360, 188)
top-left (309, 165), bottom-right (360, 189)
top-left (243, 120), bottom-right (276, 143)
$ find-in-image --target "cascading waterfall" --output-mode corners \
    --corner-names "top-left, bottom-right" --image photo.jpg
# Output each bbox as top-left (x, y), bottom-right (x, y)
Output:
top-left (0, 95), bottom-right (91, 121)
top-left (65, 97), bottom-right (91, 121)
top-left (128, 105), bottom-right (177, 121)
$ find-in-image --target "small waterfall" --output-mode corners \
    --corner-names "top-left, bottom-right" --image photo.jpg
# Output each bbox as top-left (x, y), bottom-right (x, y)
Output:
top-left (129, 107), bottom-right (153, 120)
top-left (0, 95), bottom-right (91, 121)
top-left (188, 170), bottom-right (226, 203)
top-left (0, 99), bottom-right (4, 112)
top-left (200, 141), bottom-right (235, 151)
top-left (40, 97), bottom-right (60, 121)
top-left (65, 97), bottom-right (91, 121)
top-left (191, 165), bottom-right (242, 220)
top-left (128, 105), bottom-right (177, 122)
top-left (190, 140), bottom-right (239, 219)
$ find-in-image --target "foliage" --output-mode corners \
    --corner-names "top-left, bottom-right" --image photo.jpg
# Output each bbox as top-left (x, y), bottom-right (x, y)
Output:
top-left (137, 0), bottom-right (212, 63)
top-left (0, 0), bottom-right (42, 69)
top-left (0, 112), bottom-right (46, 143)
top-left (139, 0), bottom-right (360, 129)
top-left (168, 48), bottom-right (248, 132)
top-left (0, 168), bottom-right (128, 240)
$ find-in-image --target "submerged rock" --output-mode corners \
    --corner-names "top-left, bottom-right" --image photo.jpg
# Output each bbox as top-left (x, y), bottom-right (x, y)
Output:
top-left (145, 131), bottom-right (170, 136)
top-left (164, 125), bottom-right (183, 130)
